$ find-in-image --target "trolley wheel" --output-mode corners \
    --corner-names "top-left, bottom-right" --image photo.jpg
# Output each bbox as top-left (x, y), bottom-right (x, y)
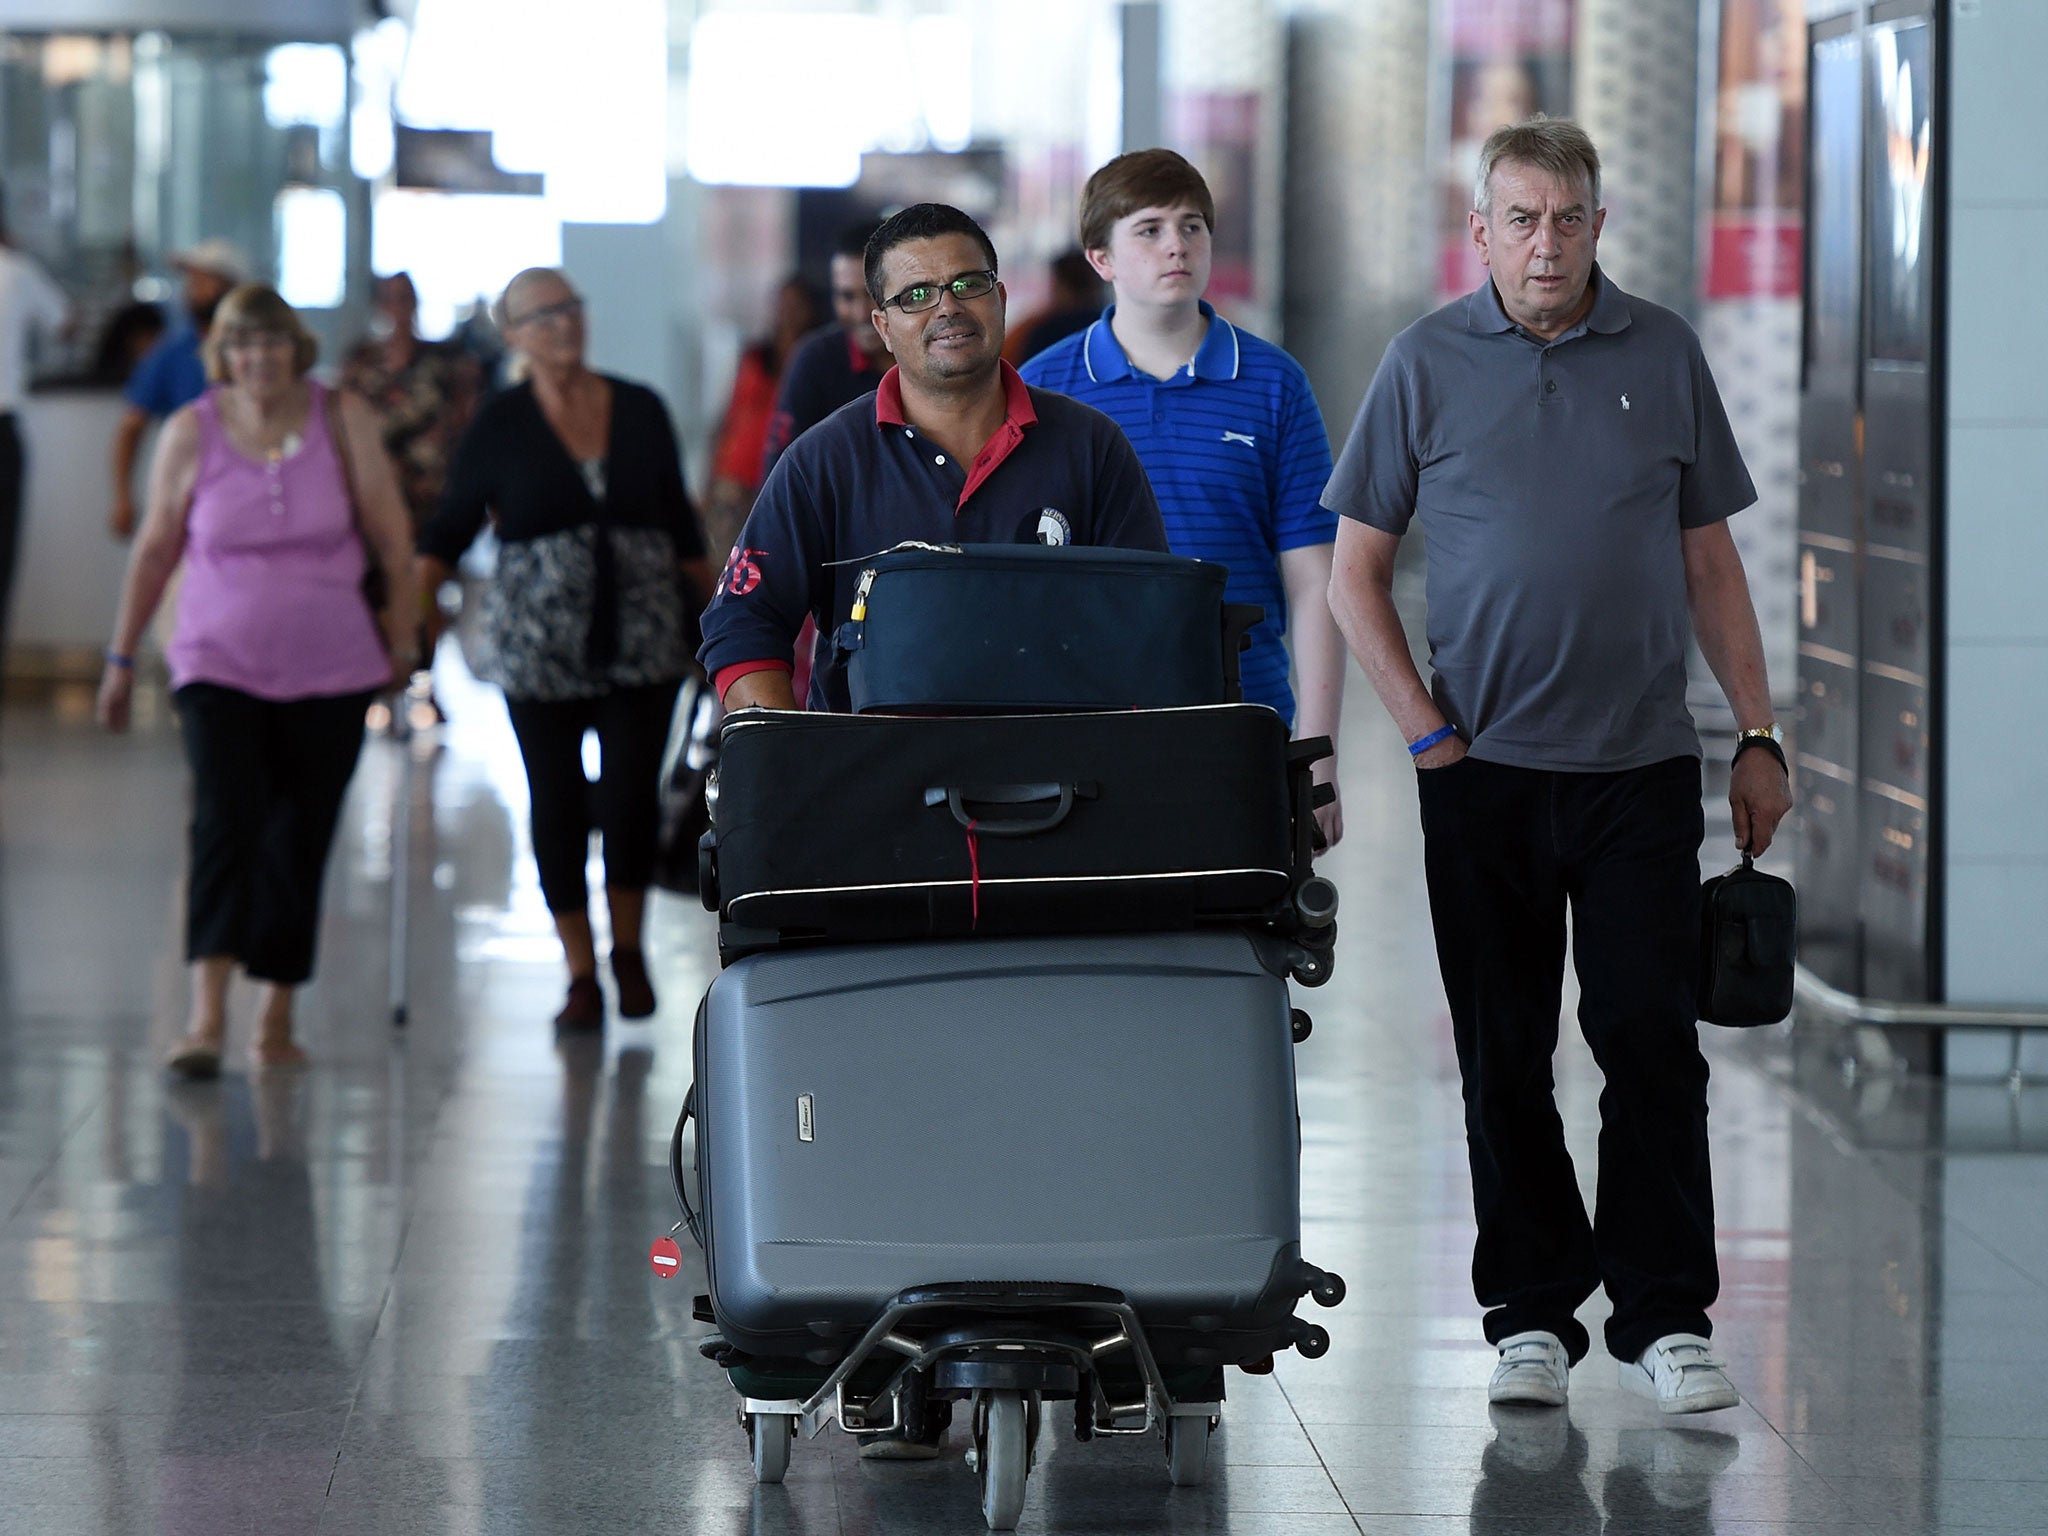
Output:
top-left (1166, 1414), bottom-right (1213, 1487)
top-left (976, 1390), bottom-right (1029, 1530)
top-left (747, 1411), bottom-right (793, 1484)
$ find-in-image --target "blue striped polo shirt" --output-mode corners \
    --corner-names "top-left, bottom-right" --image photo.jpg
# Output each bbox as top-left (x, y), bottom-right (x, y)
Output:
top-left (1020, 303), bottom-right (1335, 724)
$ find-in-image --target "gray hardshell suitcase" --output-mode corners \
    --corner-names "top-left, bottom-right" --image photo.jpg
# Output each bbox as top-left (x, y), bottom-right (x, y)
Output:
top-left (691, 930), bottom-right (1314, 1367)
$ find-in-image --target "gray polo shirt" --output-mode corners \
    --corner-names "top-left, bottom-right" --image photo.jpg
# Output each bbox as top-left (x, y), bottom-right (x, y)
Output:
top-left (1322, 267), bottom-right (1755, 772)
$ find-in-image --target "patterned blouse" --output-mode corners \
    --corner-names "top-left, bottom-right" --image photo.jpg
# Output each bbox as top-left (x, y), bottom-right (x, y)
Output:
top-left (420, 377), bottom-right (706, 702)
top-left (339, 338), bottom-right (482, 528)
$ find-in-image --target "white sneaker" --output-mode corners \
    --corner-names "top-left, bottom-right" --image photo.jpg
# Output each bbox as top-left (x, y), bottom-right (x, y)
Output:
top-left (1619, 1333), bottom-right (1740, 1414)
top-left (1488, 1330), bottom-right (1569, 1406)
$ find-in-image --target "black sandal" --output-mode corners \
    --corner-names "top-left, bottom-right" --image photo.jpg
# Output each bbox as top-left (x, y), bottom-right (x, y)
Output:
top-left (611, 949), bottom-right (656, 1019)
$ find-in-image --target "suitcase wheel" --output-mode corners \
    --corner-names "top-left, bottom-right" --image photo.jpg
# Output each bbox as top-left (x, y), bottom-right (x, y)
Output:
top-left (1165, 1413), bottom-right (1215, 1487)
top-left (1291, 1320), bottom-right (1332, 1359)
top-left (1289, 945), bottom-right (1333, 988)
top-left (747, 1411), bottom-right (793, 1483)
top-left (974, 1390), bottom-right (1031, 1530)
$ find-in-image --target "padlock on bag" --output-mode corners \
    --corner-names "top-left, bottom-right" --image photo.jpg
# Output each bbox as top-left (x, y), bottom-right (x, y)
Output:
top-left (1697, 854), bottom-right (1797, 1027)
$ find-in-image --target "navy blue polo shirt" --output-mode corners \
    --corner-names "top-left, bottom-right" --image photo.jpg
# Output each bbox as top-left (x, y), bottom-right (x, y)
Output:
top-left (757, 324), bottom-right (886, 483)
top-left (1021, 303), bottom-right (1335, 723)
top-left (699, 361), bottom-right (1168, 712)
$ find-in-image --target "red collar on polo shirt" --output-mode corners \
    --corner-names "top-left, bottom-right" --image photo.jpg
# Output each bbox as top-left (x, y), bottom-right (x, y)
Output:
top-left (873, 361), bottom-right (1039, 512)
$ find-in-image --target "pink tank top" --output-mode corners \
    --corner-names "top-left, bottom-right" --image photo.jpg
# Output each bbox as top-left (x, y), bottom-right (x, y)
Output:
top-left (168, 382), bottom-right (392, 700)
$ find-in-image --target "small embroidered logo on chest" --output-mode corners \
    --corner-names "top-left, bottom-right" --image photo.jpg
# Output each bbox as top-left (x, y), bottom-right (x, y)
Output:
top-left (1035, 508), bottom-right (1072, 547)
top-left (1620, 394), bottom-right (1631, 411)
top-left (1220, 430), bottom-right (1257, 448)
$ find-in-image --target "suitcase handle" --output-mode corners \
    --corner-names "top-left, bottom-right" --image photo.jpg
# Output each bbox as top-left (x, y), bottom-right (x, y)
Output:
top-left (923, 781), bottom-right (1095, 836)
top-left (669, 1086), bottom-right (702, 1248)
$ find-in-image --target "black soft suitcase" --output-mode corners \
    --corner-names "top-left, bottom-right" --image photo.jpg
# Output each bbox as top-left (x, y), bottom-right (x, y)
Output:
top-left (701, 706), bottom-right (1327, 956)
top-left (832, 543), bottom-right (1260, 714)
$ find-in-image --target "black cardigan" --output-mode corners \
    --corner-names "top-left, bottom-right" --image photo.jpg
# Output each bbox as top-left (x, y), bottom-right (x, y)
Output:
top-left (421, 376), bottom-right (705, 564)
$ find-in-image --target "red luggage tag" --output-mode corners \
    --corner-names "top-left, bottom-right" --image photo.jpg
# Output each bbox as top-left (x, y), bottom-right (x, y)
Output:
top-left (964, 818), bottom-right (981, 929)
top-left (650, 1235), bottom-right (683, 1280)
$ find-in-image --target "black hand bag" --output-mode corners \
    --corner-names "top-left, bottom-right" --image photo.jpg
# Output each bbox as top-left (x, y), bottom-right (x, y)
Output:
top-left (1698, 854), bottom-right (1797, 1026)
top-left (832, 543), bottom-right (1260, 714)
top-left (651, 674), bottom-right (719, 895)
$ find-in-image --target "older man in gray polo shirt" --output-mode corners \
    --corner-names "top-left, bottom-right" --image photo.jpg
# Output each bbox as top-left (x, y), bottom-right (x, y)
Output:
top-left (1325, 115), bottom-right (1791, 1417)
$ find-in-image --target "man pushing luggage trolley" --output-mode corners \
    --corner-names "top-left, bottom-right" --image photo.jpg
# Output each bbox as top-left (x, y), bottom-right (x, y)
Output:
top-left (667, 205), bottom-right (1350, 1528)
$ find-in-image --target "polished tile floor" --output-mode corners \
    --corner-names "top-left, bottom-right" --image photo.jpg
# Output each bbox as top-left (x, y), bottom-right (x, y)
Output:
top-left (1, 653), bottom-right (2045, 1536)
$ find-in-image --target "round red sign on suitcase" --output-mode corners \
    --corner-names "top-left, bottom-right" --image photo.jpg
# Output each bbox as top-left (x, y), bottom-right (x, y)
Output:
top-left (649, 1236), bottom-right (683, 1279)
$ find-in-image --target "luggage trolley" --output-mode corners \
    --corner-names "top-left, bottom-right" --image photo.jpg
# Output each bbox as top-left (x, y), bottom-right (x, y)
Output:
top-left (666, 926), bottom-right (1348, 1529)
top-left (666, 921), bottom-right (1344, 1527)
top-left (657, 546), bottom-right (1348, 1528)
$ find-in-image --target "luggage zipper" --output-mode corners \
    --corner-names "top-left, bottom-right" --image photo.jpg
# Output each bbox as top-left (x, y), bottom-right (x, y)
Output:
top-left (848, 541), bottom-right (963, 621)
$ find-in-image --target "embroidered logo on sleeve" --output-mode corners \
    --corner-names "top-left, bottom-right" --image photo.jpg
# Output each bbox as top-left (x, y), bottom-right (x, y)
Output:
top-left (1220, 430), bottom-right (1257, 448)
top-left (721, 546), bottom-right (766, 597)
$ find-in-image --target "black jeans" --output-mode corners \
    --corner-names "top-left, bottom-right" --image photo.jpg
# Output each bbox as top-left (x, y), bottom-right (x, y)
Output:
top-left (176, 683), bottom-right (374, 985)
top-left (1416, 753), bottom-right (1715, 1366)
top-left (504, 681), bottom-right (680, 913)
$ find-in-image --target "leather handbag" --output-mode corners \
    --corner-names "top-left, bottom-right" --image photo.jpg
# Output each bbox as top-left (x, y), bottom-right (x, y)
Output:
top-left (651, 673), bottom-right (718, 895)
top-left (1698, 854), bottom-right (1797, 1026)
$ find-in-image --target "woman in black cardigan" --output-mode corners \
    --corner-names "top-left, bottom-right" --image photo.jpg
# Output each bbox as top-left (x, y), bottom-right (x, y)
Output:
top-left (419, 268), bottom-right (711, 1031)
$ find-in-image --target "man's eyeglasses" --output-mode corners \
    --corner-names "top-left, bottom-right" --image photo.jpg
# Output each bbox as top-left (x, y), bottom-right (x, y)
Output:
top-left (880, 269), bottom-right (997, 315)
top-left (509, 296), bottom-right (584, 328)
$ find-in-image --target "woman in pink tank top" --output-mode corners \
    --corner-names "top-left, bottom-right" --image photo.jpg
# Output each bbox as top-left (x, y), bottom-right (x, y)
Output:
top-left (96, 284), bottom-right (419, 1078)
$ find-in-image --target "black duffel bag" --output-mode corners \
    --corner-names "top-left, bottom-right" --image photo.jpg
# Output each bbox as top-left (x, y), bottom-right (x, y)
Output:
top-left (832, 543), bottom-right (1260, 714)
top-left (1698, 854), bottom-right (1797, 1026)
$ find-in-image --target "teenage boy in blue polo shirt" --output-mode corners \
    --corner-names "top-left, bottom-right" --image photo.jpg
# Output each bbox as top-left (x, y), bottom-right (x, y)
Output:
top-left (700, 203), bottom-right (1167, 715)
top-left (1020, 150), bottom-right (1346, 847)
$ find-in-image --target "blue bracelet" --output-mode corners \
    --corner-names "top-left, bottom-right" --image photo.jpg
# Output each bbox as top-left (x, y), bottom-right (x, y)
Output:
top-left (1408, 724), bottom-right (1457, 757)
top-left (104, 649), bottom-right (134, 670)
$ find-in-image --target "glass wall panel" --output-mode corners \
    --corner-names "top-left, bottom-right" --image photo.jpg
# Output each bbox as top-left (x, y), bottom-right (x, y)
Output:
top-left (0, 30), bottom-right (360, 384)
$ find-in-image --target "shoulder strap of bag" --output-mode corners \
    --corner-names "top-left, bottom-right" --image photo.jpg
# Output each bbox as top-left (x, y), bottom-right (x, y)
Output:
top-left (324, 383), bottom-right (366, 537)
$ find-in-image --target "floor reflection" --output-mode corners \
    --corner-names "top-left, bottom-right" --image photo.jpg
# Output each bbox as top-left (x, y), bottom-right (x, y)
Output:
top-left (0, 639), bottom-right (2041, 1534)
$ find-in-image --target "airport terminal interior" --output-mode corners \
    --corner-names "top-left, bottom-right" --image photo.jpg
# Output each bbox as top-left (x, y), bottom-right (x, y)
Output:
top-left (1, 0), bottom-right (2045, 1532)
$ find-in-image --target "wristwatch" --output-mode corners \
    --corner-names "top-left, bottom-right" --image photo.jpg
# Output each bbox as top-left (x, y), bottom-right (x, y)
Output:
top-left (1733, 723), bottom-right (1787, 773)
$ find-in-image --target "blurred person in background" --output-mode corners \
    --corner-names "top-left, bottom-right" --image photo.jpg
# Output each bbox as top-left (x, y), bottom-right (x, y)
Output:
top-left (1001, 248), bottom-right (1105, 367)
top-left (701, 275), bottom-right (820, 562)
top-left (97, 284), bottom-right (418, 1079)
top-left (757, 220), bottom-right (888, 482)
top-left (418, 268), bottom-right (712, 1033)
top-left (754, 222), bottom-right (885, 703)
top-left (0, 182), bottom-right (73, 680)
top-left (90, 300), bottom-right (166, 386)
top-left (451, 295), bottom-right (508, 392)
top-left (109, 239), bottom-right (249, 540)
top-left (341, 271), bottom-right (484, 722)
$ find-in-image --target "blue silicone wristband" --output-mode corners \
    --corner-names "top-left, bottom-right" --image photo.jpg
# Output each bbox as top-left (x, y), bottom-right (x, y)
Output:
top-left (1408, 724), bottom-right (1457, 757)
top-left (104, 649), bottom-right (134, 670)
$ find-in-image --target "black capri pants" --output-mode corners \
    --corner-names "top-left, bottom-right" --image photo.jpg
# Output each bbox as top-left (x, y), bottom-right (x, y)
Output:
top-left (503, 680), bottom-right (680, 913)
top-left (176, 682), bottom-right (375, 985)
